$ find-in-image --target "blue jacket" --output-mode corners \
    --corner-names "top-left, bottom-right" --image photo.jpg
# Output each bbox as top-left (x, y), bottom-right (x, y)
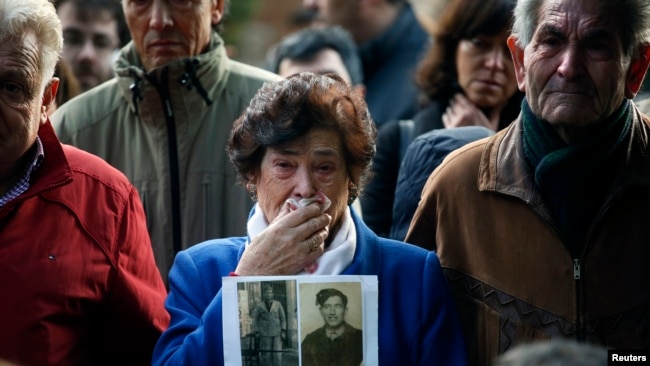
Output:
top-left (152, 209), bottom-right (466, 365)
top-left (392, 126), bottom-right (495, 241)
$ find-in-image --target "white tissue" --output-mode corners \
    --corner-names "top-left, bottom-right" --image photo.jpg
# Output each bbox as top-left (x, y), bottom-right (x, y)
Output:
top-left (286, 193), bottom-right (331, 212)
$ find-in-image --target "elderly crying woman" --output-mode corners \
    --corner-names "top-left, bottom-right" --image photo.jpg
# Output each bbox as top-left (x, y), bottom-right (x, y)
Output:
top-left (152, 72), bottom-right (467, 366)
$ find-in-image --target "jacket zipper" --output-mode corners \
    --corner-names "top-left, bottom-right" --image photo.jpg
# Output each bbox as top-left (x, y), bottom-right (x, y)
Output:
top-left (573, 258), bottom-right (581, 280)
top-left (573, 190), bottom-right (619, 342)
top-left (573, 258), bottom-right (586, 341)
top-left (202, 175), bottom-right (211, 239)
top-left (157, 68), bottom-right (183, 255)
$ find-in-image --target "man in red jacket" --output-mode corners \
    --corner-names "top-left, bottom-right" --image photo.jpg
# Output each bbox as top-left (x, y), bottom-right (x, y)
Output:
top-left (0, 0), bottom-right (169, 364)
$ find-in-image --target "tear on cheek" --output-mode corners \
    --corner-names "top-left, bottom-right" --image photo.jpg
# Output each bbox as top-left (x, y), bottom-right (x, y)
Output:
top-left (286, 191), bottom-right (332, 212)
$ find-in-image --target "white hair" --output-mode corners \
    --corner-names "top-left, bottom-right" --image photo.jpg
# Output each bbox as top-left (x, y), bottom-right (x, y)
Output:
top-left (512, 0), bottom-right (650, 57)
top-left (0, 0), bottom-right (63, 91)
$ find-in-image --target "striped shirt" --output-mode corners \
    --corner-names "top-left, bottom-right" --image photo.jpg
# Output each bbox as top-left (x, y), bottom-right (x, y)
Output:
top-left (0, 137), bottom-right (44, 207)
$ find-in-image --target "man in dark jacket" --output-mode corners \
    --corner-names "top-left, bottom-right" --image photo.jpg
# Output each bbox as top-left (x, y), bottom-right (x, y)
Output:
top-left (303, 0), bottom-right (427, 127)
top-left (406, 0), bottom-right (650, 363)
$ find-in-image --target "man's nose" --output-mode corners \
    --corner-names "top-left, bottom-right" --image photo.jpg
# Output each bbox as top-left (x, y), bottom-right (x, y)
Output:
top-left (77, 39), bottom-right (98, 62)
top-left (149, 0), bottom-right (174, 30)
top-left (557, 45), bottom-right (584, 80)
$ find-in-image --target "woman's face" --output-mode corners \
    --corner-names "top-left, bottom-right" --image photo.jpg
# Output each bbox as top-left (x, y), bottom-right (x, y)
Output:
top-left (256, 128), bottom-right (350, 236)
top-left (455, 28), bottom-right (518, 109)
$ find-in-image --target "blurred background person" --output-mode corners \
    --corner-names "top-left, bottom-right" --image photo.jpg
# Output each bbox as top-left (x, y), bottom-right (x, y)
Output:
top-left (266, 25), bottom-right (365, 96)
top-left (409, 0), bottom-right (452, 35)
top-left (51, 0), bottom-right (281, 283)
top-left (391, 125), bottom-right (494, 241)
top-left (53, 0), bottom-right (129, 91)
top-left (361, 0), bottom-right (521, 236)
top-left (152, 73), bottom-right (466, 366)
top-left (302, 0), bottom-right (428, 127)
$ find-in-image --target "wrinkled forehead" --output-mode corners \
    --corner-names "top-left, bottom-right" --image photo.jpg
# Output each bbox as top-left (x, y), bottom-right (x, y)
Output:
top-left (0, 31), bottom-right (40, 64)
top-left (536, 0), bottom-right (619, 35)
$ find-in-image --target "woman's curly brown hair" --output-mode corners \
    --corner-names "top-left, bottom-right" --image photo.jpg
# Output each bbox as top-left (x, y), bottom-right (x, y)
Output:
top-left (227, 72), bottom-right (377, 192)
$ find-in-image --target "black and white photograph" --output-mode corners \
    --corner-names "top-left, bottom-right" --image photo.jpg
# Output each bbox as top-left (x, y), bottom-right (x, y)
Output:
top-left (222, 275), bottom-right (378, 366)
top-left (299, 282), bottom-right (363, 366)
top-left (236, 279), bottom-right (299, 366)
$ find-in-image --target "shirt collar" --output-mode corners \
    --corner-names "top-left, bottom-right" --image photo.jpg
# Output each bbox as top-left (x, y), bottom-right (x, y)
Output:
top-left (0, 137), bottom-right (45, 207)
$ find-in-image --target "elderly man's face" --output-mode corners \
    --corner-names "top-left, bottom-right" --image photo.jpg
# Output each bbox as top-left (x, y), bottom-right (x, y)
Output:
top-left (319, 295), bottom-right (346, 328)
top-left (0, 33), bottom-right (53, 174)
top-left (508, 0), bottom-right (648, 127)
top-left (122, 0), bottom-right (223, 71)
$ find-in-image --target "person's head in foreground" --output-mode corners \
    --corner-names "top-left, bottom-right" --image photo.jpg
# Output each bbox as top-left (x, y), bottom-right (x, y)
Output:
top-left (494, 340), bottom-right (607, 366)
top-left (228, 72), bottom-right (375, 274)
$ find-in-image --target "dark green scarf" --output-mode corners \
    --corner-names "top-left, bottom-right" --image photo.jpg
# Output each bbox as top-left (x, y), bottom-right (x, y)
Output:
top-left (521, 99), bottom-right (631, 255)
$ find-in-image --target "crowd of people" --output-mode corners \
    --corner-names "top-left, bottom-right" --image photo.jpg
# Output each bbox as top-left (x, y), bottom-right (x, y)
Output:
top-left (1, 0), bottom-right (649, 365)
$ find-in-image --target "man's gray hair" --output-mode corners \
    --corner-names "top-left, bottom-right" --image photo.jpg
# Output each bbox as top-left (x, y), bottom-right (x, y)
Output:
top-left (512, 0), bottom-right (650, 57)
top-left (0, 0), bottom-right (62, 91)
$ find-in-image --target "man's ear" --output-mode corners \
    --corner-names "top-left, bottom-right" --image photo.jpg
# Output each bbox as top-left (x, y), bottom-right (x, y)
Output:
top-left (211, 0), bottom-right (225, 25)
top-left (41, 77), bottom-right (60, 124)
top-left (625, 44), bottom-right (650, 99)
top-left (507, 35), bottom-right (526, 93)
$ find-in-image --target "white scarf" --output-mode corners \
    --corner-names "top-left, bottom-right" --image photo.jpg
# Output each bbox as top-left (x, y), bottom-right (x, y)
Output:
top-left (246, 203), bottom-right (357, 275)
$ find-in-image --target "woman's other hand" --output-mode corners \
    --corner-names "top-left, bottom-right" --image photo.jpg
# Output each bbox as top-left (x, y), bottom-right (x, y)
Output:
top-left (442, 93), bottom-right (500, 131)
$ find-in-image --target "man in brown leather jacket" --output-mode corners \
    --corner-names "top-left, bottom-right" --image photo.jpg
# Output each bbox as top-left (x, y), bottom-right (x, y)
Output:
top-left (405, 0), bottom-right (650, 364)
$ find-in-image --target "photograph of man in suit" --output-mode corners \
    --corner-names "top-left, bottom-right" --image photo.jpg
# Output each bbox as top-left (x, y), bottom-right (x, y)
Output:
top-left (251, 285), bottom-right (287, 366)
